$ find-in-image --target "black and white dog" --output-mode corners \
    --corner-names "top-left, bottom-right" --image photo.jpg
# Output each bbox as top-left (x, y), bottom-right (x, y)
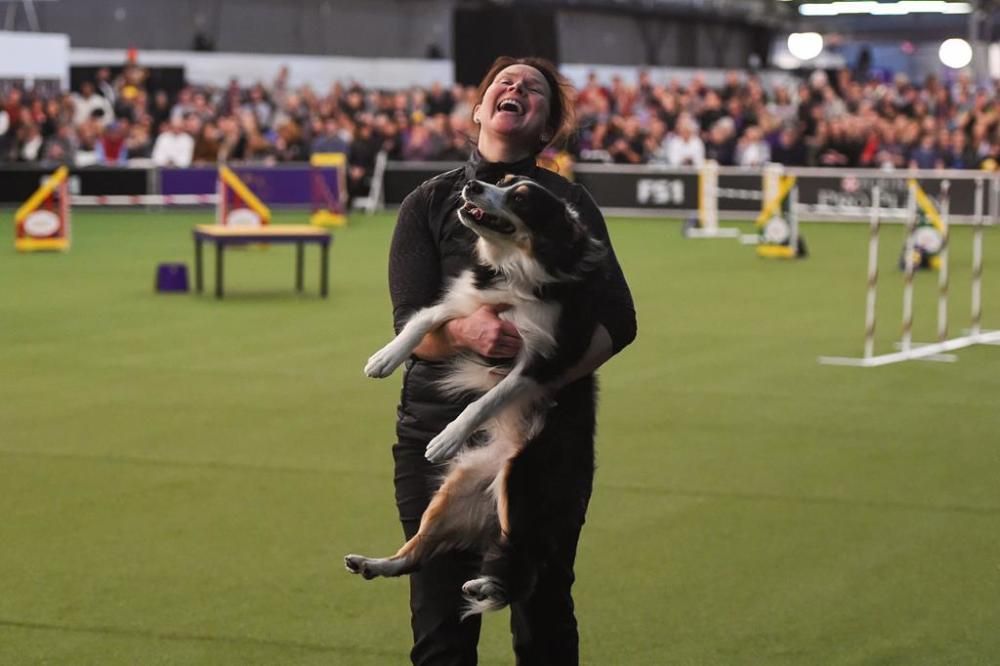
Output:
top-left (345, 175), bottom-right (605, 615)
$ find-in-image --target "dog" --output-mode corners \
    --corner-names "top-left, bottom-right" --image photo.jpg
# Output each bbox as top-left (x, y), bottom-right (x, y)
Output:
top-left (345, 175), bottom-right (605, 615)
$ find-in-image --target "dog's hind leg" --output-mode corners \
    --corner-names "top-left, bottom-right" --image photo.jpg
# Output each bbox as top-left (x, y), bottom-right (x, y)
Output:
top-left (345, 451), bottom-right (502, 579)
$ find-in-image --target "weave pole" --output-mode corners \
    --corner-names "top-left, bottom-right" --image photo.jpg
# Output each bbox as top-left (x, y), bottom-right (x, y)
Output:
top-left (900, 180), bottom-right (919, 352)
top-left (862, 184), bottom-right (881, 360)
top-left (820, 174), bottom-right (1000, 367)
top-left (937, 180), bottom-right (951, 343)
top-left (970, 178), bottom-right (985, 336)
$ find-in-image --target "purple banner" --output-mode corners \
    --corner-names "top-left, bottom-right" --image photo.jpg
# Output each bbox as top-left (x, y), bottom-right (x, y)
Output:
top-left (161, 166), bottom-right (341, 208)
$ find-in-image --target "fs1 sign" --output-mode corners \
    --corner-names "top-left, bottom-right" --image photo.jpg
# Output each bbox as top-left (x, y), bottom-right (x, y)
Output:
top-left (636, 178), bottom-right (686, 206)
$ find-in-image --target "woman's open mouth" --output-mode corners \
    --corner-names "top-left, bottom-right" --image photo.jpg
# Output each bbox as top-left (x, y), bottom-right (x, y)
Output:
top-left (495, 98), bottom-right (524, 115)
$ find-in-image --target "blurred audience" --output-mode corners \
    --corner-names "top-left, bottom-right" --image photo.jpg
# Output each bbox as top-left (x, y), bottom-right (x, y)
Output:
top-left (2, 63), bottom-right (999, 184)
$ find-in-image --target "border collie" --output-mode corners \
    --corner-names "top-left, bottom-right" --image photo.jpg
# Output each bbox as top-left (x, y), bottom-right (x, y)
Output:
top-left (345, 175), bottom-right (605, 615)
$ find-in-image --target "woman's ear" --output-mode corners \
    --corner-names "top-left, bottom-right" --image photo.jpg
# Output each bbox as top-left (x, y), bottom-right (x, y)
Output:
top-left (472, 103), bottom-right (481, 124)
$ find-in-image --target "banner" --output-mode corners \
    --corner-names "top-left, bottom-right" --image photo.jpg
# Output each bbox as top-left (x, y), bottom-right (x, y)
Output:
top-left (15, 165), bottom-right (70, 252)
top-left (309, 153), bottom-right (348, 227)
top-left (217, 166), bottom-right (270, 226)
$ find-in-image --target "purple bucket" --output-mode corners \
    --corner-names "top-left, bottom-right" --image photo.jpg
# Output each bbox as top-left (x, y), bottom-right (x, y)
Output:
top-left (156, 262), bottom-right (189, 293)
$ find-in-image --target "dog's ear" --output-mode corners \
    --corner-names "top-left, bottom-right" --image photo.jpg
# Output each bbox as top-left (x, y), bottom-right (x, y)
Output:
top-left (533, 201), bottom-right (605, 279)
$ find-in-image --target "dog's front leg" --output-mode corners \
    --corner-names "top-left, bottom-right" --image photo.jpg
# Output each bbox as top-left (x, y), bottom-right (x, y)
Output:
top-left (365, 304), bottom-right (456, 378)
top-left (425, 369), bottom-right (540, 462)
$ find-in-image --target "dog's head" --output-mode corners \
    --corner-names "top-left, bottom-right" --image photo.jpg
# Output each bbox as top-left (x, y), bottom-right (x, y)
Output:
top-left (458, 175), bottom-right (605, 282)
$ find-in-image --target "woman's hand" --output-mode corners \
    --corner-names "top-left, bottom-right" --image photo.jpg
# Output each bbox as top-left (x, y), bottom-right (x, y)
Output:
top-left (445, 305), bottom-right (522, 358)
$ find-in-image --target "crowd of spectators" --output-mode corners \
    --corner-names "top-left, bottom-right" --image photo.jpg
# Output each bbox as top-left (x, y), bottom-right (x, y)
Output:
top-left (2, 62), bottom-right (1000, 199)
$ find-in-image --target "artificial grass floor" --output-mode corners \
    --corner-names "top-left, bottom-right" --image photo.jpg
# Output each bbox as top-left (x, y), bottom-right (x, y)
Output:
top-left (2, 210), bottom-right (999, 664)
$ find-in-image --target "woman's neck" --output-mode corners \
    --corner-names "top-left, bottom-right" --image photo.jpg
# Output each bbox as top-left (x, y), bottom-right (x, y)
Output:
top-left (477, 136), bottom-right (533, 165)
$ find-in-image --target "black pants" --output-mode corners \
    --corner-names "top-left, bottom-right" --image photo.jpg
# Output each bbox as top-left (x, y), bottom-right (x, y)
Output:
top-left (393, 439), bottom-right (590, 666)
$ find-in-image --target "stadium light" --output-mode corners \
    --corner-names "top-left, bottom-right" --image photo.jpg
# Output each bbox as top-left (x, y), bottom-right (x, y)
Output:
top-left (787, 32), bottom-right (824, 60)
top-left (799, 1), bottom-right (972, 16)
top-left (939, 38), bottom-right (973, 68)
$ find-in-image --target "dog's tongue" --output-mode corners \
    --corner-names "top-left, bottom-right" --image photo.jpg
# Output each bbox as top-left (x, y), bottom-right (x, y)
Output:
top-left (472, 207), bottom-right (484, 220)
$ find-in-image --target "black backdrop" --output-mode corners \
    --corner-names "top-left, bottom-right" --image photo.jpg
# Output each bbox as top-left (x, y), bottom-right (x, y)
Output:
top-left (452, 6), bottom-right (559, 86)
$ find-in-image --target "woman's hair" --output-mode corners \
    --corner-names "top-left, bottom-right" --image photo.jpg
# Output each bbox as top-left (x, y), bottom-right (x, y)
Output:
top-left (473, 56), bottom-right (577, 154)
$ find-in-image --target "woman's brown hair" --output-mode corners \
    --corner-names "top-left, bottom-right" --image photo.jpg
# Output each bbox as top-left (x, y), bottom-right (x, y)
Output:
top-left (473, 56), bottom-right (577, 154)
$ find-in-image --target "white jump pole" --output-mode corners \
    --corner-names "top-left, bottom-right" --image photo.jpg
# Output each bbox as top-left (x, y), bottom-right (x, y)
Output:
top-left (789, 182), bottom-right (800, 254)
top-left (862, 184), bottom-right (881, 360)
top-left (687, 161), bottom-right (741, 238)
top-left (699, 160), bottom-right (718, 231)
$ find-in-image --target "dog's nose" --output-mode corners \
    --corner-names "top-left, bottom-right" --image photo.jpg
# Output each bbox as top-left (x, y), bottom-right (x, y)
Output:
top-left (466, 180), bottom-right (484, 194)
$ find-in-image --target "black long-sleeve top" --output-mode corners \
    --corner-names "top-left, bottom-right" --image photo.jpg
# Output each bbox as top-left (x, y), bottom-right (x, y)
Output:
top-left (387, 152), bottom-right (637, 442)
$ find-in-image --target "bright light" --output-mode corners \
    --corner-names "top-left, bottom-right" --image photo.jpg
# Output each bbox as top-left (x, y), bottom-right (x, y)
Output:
top-left (939, 38), bottom-right (973, 69)
top-left (788, 32), bottom-right (824, 60)
top-left (799, 1), bottom-right (971, 15)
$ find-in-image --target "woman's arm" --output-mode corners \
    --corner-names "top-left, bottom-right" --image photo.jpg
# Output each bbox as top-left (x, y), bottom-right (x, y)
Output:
top-left (570, 184), bottom-right (638, 356)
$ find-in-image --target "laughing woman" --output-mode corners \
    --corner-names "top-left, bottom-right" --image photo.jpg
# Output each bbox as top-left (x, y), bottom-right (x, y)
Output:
top-left (386, 57), bottom-right (636, 666)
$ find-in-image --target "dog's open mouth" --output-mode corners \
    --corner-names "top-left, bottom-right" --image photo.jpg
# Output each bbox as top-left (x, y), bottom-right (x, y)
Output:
top-left (460, 201), bottom-right (516, 234)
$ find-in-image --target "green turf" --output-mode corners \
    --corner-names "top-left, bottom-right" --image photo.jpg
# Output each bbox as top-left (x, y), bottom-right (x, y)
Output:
top-left (2, 210), bottom-right (999, 665)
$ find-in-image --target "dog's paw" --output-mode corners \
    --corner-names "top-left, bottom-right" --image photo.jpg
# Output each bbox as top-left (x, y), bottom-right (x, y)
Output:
top-left (364, 345), bottom-right (407, 378)
top-left (344, 554), bottom-right (377, 580)
top-left (462, 576), bottom-right (506, 602)
top-left (460, 576), bottom-right (508, 617)
top-left (424, 424), bottom-right (470, 463)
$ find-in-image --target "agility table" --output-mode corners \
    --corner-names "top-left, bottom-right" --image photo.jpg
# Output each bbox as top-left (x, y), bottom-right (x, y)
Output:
top-left (193, 224), bottom-right (332, 299)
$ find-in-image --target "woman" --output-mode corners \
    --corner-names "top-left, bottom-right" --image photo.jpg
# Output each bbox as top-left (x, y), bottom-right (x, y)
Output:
top-left (386, 56), bottom-right (636, 666)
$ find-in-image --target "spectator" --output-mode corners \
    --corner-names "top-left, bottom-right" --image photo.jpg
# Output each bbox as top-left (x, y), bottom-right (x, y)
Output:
top-left (125, 122), bottom-right (153, 161)
top-left (242, 83), bottom-right (274, 130)
top-left (16, 122), bottom-right (44, 161)
top-left (908, 133), bottom-right (943, 169)
top-left (274, 120), bottom-right (307, 162)
top-left (663, 114), bottom-right (705, 167)
top-left (151, 116), bottom-right (194, 167)
top-left (95, 120), bottom-right (129, 165)
top-left (425, 81), bottom-right (453, 116)
top-left (704, 117), bottom-right (736, 165)
top-left (770, 124), bottom-right (807, 166)
top-left (735, 125), bottom-right (770, 167)
top-left (71, 81), bottom-right (113, 127)
top-left (945, 130), bottom-right (977, 169)
top-left (607, 116), bottom-right (646, 164)
top-left (149, 90), bottom-right (172, 130)
top-left (402, 122), bottom-right (438, 161)
top-left (75, 119), bottom-right (100, 166)
top-left (192, 120), bottom-right (222, 164)
top-left (95, 67), bottom-right (116, 106)
top-left (310, 116), bottom-right (350, 155)
top-left (42, 123), bottom-right (76, 165)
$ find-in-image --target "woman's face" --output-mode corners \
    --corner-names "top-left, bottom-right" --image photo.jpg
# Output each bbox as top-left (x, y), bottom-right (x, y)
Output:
top-left (475, 64), bottom-right (552, 148)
